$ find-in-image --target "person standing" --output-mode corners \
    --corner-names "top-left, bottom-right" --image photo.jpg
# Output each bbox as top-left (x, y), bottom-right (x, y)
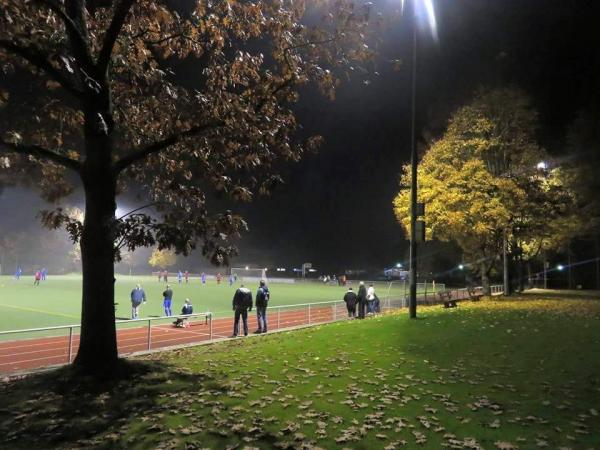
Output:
top-left (367, 283), bottom-right (376, 315)
top-left (14, 266), bottom-right (22, 280)
top-left (254, 280), bottom-right (270, 334)
top-left (41, 268), bottom-right (47, 281)
top-left (177, 270), bottom-right (183, 285)
top-left (357, 281), bottom-right (367, 319)
top-left (33, 270), bottom-right (41, 286)
top-left (163, 284), bottom-right (173, 316)
top-left (184, 270), bottom-right (189, 284)
top-left (163, 269), bottom-right (168, 283)
top-left (130, 284), bottom-right (146, 319)
top-left (229, 273), bottom-right (234, 286)
top-left (216, 272), bottom-right (222, 285)
top-left (231, 285), bottom-right (252, 337)
top-left (201, 272), bottom-right (206, 285)
top-left (343, 287), bottom-right (358, 318)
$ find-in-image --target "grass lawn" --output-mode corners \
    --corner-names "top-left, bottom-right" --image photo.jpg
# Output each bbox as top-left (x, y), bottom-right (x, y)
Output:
top-left (0, 275), bottom-right (423, 332)
top-left (1, 293), bottom-right (599, 449)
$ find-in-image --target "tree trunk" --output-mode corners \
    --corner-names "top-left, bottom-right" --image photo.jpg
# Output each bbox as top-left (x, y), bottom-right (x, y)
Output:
top-left (595, 234), bottom-right (600, 290)
top-left (481, 261), bottom-right (491, 295)
top-left (73, 108), bottom-right (119, 373)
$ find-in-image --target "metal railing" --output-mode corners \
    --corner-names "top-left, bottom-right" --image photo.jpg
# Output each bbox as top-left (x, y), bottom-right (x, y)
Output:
top-left (0, 285), bottom-right (504, 375)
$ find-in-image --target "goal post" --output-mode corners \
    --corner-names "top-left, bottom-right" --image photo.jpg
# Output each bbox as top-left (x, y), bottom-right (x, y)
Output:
top-left (230, 267), bottom-right (268, 284)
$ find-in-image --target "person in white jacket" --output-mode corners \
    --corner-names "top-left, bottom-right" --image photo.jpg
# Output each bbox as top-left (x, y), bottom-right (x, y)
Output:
top-left (367, 284), bottom-right (376, 315)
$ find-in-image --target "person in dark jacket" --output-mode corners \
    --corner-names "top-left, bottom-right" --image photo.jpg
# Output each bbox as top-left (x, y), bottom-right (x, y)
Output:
top-left (163, 285), bottom-right (173, 316)
top-left (231, 285), bottom-right (252, 337)
top-left (174, 298), bottom-right (193, 327)
top-left (130, 284), bottom-right (146, 319)
top-left (343, 287), bottom-right (358, 318)
top-left (357, 281), bottom-right (367, 319)
top-left (254, 280), bottom-right (270, 333)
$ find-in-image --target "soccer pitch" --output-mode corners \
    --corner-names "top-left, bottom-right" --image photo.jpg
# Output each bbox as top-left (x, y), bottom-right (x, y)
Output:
top-left (0, 275), bottom-right (419, 332)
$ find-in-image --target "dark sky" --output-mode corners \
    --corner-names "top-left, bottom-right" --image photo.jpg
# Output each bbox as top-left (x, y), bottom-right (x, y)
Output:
top-left (234, 0), bottom-right (600, 271)
top-left (2, 0), bottom-right (599, 273)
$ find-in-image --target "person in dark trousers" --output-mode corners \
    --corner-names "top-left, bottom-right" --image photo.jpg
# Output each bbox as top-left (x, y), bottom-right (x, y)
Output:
top-left (174, 298), bottom-right (193, 327)
top-left (343, 287), bottom-right (358, 318)
top-left (231, 285), bottom-right (252, 337)
top-left (254, 280), bottom-right (270, 333)
top-left (357, 281), bottom-right (367, 319)
top-left (34, 270), bottom-right (41, 286)
top-left (130, 284), bottom-right (146, 319)
top-left (163, 284), bottom-right (173, 316)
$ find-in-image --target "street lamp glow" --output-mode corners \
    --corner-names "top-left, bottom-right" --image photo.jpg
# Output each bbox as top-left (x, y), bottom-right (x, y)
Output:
top-left (536, 161), bottom-right (548, 170)
top-left (403, 0), bottom-right (439, 42)
top-left (557, 264), bottom-right (564, 271)
top-left (245, 266), bottom-right (249, 270)
top-left (458, 264), bottom-right (464, 270)
top-left (396, 262), bottom-right (403, 268)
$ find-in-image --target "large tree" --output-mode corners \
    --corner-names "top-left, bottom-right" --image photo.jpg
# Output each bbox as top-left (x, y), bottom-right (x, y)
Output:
top-left (393, 87), bottom-right (577, 294)
top-left (0, 0), bottom-right (374, 372)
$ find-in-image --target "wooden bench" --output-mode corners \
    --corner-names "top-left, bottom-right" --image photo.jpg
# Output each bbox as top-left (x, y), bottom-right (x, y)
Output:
top-left (439, 290), bottom-right (458, 308)
top-left (467, 287), bottom-right (483, 302)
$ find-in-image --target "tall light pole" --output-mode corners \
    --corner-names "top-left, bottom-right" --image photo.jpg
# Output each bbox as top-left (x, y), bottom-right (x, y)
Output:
top-left (405, 0), bottom-right (437, 318)
top-left (408, 0), bottom-right (418, 319)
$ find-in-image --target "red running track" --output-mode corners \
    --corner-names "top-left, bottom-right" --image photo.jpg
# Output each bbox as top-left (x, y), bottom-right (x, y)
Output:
top-left (0, 293), bottom-right (473, 376)
top-left (0, 304), bottom-right (348, 375)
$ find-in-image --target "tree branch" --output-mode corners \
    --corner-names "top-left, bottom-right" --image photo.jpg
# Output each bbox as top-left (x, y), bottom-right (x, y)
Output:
top-left (36, 0), bottom-right (95, 72)
top-left (97, 0), bottom-right (138, 73)
top-left (113, 121), bottom-right (223, 174)
top-left (0, 139), bottom-right (81, 173)
top-left (0, 40), bottom-right (82, 98)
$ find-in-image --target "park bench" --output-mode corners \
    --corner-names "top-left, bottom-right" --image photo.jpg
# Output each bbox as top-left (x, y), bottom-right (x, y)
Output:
top-left (467, 287), bottom-right (484, 302)
top-left (439, 290), bottom-right (458, 308)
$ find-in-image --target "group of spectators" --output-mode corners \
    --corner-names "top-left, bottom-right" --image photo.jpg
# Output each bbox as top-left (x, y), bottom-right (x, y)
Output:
top-left (342, 282), bottom-right (380, 318)
top-left (130, 278), bottom-right (380, 335)
top-left (230, 280), bottom-right (270, 337)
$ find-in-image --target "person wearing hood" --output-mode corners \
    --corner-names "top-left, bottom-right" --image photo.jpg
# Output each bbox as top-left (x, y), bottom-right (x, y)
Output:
top-left (357, 281), bottom-right (367, 319)
top-left (231, 285), bottom-right (252, 337)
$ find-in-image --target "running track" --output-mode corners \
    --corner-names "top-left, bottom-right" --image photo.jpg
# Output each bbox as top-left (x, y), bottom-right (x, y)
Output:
top-left (0, 289), bottom-right (480, 376)
top-left (0, 304), bottom-right (350, 375)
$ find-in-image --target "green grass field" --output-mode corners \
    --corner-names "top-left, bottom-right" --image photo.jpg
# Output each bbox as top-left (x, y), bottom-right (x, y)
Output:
top-left (0, 294), bottom-right (598, 449)
top-left (0, 275), bottom-right (422, 332)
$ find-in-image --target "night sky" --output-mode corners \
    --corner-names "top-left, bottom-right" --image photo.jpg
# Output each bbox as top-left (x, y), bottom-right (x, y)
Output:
top-left (1, 0), bottom-right (599, 274)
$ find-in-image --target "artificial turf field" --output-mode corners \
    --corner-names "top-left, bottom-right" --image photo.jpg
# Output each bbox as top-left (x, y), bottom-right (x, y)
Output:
top-left (0, 275), bottom-right (424, 332)
top-left (0, 294), bottom-right (598, 449)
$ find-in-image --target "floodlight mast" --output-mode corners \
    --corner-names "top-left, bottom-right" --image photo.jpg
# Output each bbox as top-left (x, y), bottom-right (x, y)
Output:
top-left (408, 0), bottom-right (418, 319)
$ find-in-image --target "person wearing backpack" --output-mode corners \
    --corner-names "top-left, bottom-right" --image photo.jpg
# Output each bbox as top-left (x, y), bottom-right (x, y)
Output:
top-left (254, 280), bottom-right (270, 334)
top-left (231, 285), bottom-right (252, 337)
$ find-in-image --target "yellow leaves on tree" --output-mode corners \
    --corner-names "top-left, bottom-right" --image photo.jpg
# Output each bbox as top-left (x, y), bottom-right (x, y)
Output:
top-left (148, 248), bottom-right (177, 269)
top-left (393, 87), bottom-right (566, 290)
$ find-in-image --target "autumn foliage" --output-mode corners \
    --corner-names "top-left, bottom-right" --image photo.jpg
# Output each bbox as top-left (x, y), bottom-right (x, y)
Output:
top-left (0, 0), bottom-right (375, 371)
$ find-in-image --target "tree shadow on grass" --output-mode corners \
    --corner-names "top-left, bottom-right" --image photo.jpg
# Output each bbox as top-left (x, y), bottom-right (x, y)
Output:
top-left (0, 359), bottom-right (214, 450)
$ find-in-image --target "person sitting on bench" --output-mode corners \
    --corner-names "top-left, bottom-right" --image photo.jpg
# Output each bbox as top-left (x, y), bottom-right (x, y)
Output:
top-left (174, 299), bottom-right (193, 328)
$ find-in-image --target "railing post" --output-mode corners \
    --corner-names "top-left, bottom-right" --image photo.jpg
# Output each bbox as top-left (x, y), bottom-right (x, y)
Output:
top-left (147, 319), bottom-right (152, 351)
top-left (67, 326), bottom-right (73, 363)
top-left (308, 304), bottom-right (312, 325)
top-left (209, 313), bottom-right (213, 341)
